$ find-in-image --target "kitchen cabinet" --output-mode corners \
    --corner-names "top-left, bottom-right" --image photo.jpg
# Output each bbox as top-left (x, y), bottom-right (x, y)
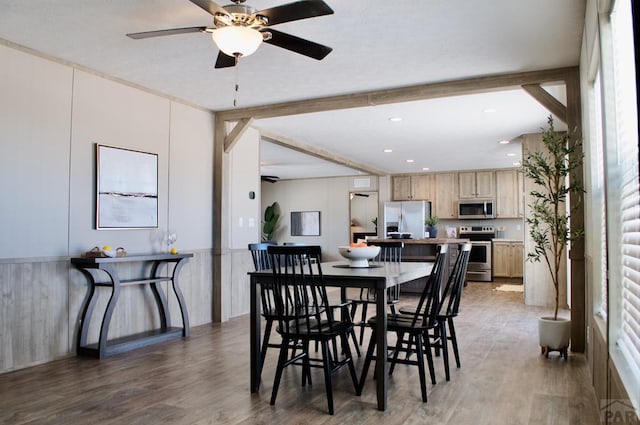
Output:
top-left (434, 172), bottom-right (458, 218)
top-left (392, 175), bottom-right (434, 201)
top-left (459, 171), bottom-right (495, 199)
top-left (495, 169), bottom-right (524, 218)
top-left (493, 241), bottom-right (524, 278)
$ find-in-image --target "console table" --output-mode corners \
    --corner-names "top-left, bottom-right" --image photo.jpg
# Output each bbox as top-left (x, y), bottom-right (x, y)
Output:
top-left (71, 253), bottom-right (193, 358)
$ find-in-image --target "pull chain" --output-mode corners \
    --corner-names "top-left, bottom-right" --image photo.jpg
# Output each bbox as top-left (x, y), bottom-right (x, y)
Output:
top-left (233, 54), bottom-right (240, 107)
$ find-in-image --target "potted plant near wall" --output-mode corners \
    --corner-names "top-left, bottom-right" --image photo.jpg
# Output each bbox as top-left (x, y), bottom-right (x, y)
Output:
top-left (522, 116), bottom-right (584, 359)
top-left (262, 201), bottom-right (281, 242)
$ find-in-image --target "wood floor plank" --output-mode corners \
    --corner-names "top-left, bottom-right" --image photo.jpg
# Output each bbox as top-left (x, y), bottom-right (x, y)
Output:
top-left (0, 283), bottom-right (601, 424)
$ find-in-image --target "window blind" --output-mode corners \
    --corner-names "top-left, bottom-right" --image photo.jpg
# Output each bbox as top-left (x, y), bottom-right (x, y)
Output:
top-left (613, 0), bottom-right (640, 381)
top-left (620, 176), bottom-right (640, 373)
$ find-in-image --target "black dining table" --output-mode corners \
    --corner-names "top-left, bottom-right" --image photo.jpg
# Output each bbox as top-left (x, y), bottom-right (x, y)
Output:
top-left (248, 259), bottom-right (433, 411)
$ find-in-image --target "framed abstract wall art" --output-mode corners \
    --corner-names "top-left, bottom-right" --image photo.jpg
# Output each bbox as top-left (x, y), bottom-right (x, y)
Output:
top-left (96, 144), bottom-right (158, 229)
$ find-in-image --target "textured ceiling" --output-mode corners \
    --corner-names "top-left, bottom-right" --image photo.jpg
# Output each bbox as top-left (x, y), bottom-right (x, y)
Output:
top-left (0, 0), bottom-right (585, 178)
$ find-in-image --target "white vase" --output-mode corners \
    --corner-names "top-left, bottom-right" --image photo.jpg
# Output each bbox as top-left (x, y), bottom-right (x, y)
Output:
top-left (538, 316), bottom-right (571, 358)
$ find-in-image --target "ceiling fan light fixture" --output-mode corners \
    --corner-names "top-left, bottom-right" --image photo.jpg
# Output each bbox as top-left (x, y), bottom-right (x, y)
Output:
top-left (212, 25), bottom-right (263, 57)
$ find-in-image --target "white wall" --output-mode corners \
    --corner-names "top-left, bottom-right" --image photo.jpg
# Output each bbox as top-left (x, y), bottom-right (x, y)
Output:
top-left (169, 102), bottom-right (214, 250)
top-left (261, 176), bottom-right (353, 261)
top-left (226, 126), bottom-right (261, 319)
top-left (0, 43), bottom-right (215, 259)
top-left (0, 45), bottom-right (73, 258)
top-left (68, 70), bottom-right (172, 254)
top-left (229, 127), bottom-right (261, 249)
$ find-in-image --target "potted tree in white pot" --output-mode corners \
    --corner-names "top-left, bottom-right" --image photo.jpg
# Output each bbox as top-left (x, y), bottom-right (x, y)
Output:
top-left (522, 116), bottom-right (584, 359)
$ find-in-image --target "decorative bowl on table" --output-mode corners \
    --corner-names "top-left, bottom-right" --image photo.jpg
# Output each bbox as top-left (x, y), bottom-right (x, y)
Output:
top-left (338, 245), bottom-right (381, 268)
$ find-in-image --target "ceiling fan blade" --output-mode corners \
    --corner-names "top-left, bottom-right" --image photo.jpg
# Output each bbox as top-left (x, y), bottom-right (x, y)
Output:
top-left (214, 51), bottom-right (237, 68)
top-left (263, 29), bottom-right (332, 60)
top-left (189, 0), bottom-right (229, 17)
top-left (127, 26), bottom-right (207, 39)
top-left (254, 0), bottom-right (333, 26)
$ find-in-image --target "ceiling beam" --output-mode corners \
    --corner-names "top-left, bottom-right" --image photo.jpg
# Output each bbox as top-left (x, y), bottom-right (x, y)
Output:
top-left (217, 67), bottom-right (576, 121)
top-left (521, 84), bottom-right (568, 123)
top-left (223, 118), bottom-right (254, 152)
top-left (259, 129), bottom-right (387, 176)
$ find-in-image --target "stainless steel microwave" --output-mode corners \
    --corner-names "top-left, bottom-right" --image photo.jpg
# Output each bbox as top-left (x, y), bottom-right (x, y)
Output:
top-left (458, 199), bottom-right (494, 220)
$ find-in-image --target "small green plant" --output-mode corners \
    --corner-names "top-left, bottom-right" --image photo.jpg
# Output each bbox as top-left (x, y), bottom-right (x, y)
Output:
top-left (262, 201), bottom-right (280, 241)
top-left (425, 216), bottom-right (439, 227)
top-left (522, 116), bottom-right (584, 320)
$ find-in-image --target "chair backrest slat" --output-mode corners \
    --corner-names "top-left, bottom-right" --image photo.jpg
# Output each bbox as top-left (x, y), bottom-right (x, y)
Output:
top-left (440, 243), bottom-right (471, 317)
top-left (249, 242), bottom-right (278, 317)
top-left (267, 245), bottom-right (331, 335)
top-left (248, 242), bottom-right (276, 271)
top-left (368, 241), bottom-right (404, 263)
top-left (411, 244), bottom-right (448, 328)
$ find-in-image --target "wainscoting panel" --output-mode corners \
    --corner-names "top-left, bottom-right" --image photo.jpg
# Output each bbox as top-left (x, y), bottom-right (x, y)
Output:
top-left (0, 259), bottom-right (69, 372)
top-left (167, 249), bottom-right (214, 327)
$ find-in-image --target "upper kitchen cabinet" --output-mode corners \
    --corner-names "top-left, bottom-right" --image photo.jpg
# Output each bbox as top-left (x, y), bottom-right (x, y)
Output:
top-left (392, 175), bottom-right (434, 201)
top-left (495, 169), bottom-right (524, 218)
top-left (458, 171), bottom-right (495, 199)
top-left (434, 172), bottom-right (458, 218)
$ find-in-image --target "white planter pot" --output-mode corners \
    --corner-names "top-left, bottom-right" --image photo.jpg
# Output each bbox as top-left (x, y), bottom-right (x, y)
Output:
top-left (538, 316), bottom-right (571, 358)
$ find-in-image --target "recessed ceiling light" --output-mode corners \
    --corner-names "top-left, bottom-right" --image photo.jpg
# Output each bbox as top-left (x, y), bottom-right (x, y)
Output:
top-left (513, 161), bottom-right (522, 166)
top-left (389, 117), bottom-right (403, 122)
top-left (499, 140), bottom-right (510, 144)
top-left (484, 108), bottom-right (497, 113)
top-left (406, 159), bottom-right (414, 163)
top-left (507, 153), bottom-right (516, 157)
top-left (422, 167), bottom-right (430, 171)
top-left (383, 149), bottom-right (393, 153)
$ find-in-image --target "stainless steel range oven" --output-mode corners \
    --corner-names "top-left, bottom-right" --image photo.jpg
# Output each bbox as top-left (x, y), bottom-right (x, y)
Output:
top-left (459, 226), bottom-right (495, 282)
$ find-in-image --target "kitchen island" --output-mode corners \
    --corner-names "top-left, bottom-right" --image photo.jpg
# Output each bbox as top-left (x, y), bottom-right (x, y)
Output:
top-left (367, 238), bottom-right (470, 292)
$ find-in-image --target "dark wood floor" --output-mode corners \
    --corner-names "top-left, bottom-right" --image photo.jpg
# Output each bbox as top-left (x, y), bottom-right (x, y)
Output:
top-left (0, 283), bottom-right (601, 424)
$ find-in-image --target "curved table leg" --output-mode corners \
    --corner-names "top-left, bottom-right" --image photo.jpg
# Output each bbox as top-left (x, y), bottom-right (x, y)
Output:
top-left (170, 258), bottom-right (190, 336)
top-left (150, 261), bottom-right (171, 329)
top-left (76, 268), bottom-right (98, 352)
top-left (98, 264), bottom-right (121, 358)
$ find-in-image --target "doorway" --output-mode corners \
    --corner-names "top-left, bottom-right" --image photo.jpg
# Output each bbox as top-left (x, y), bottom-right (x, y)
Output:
top-left (349, 192), bottom-right (379, 243)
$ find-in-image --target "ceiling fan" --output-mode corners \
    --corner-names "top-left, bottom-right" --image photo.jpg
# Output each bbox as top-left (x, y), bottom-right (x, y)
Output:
top-left (261, 175), bottom-right (280, 183)
top-left (126, 0), bottom-right (334, 68)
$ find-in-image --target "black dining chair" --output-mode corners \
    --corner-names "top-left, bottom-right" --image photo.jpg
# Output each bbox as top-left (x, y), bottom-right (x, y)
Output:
top-left (248, 242), bottom-right (280, 379)
top-left (358, 244), bottom-right (448, 403)
top-left (348, 241), bottom-right (404, 345)
top-left (432, 242), bottom-right (471, 379)
top-left (267, 245), bottom-right (360, 415)
top-left (399, 242), bottom-right (471, 382)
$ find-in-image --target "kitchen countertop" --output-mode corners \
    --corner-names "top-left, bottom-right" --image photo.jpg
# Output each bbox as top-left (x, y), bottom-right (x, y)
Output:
top-left (367, 238), bottom-right (470, 244)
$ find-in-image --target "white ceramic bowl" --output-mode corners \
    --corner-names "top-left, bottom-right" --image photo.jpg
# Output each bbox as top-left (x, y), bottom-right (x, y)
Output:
top-left (338, 246), bottom-right (381, 268)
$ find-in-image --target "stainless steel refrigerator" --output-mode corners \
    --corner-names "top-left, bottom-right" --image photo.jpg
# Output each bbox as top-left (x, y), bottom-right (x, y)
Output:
top-left (383, 200), bottom-right (431, 238)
